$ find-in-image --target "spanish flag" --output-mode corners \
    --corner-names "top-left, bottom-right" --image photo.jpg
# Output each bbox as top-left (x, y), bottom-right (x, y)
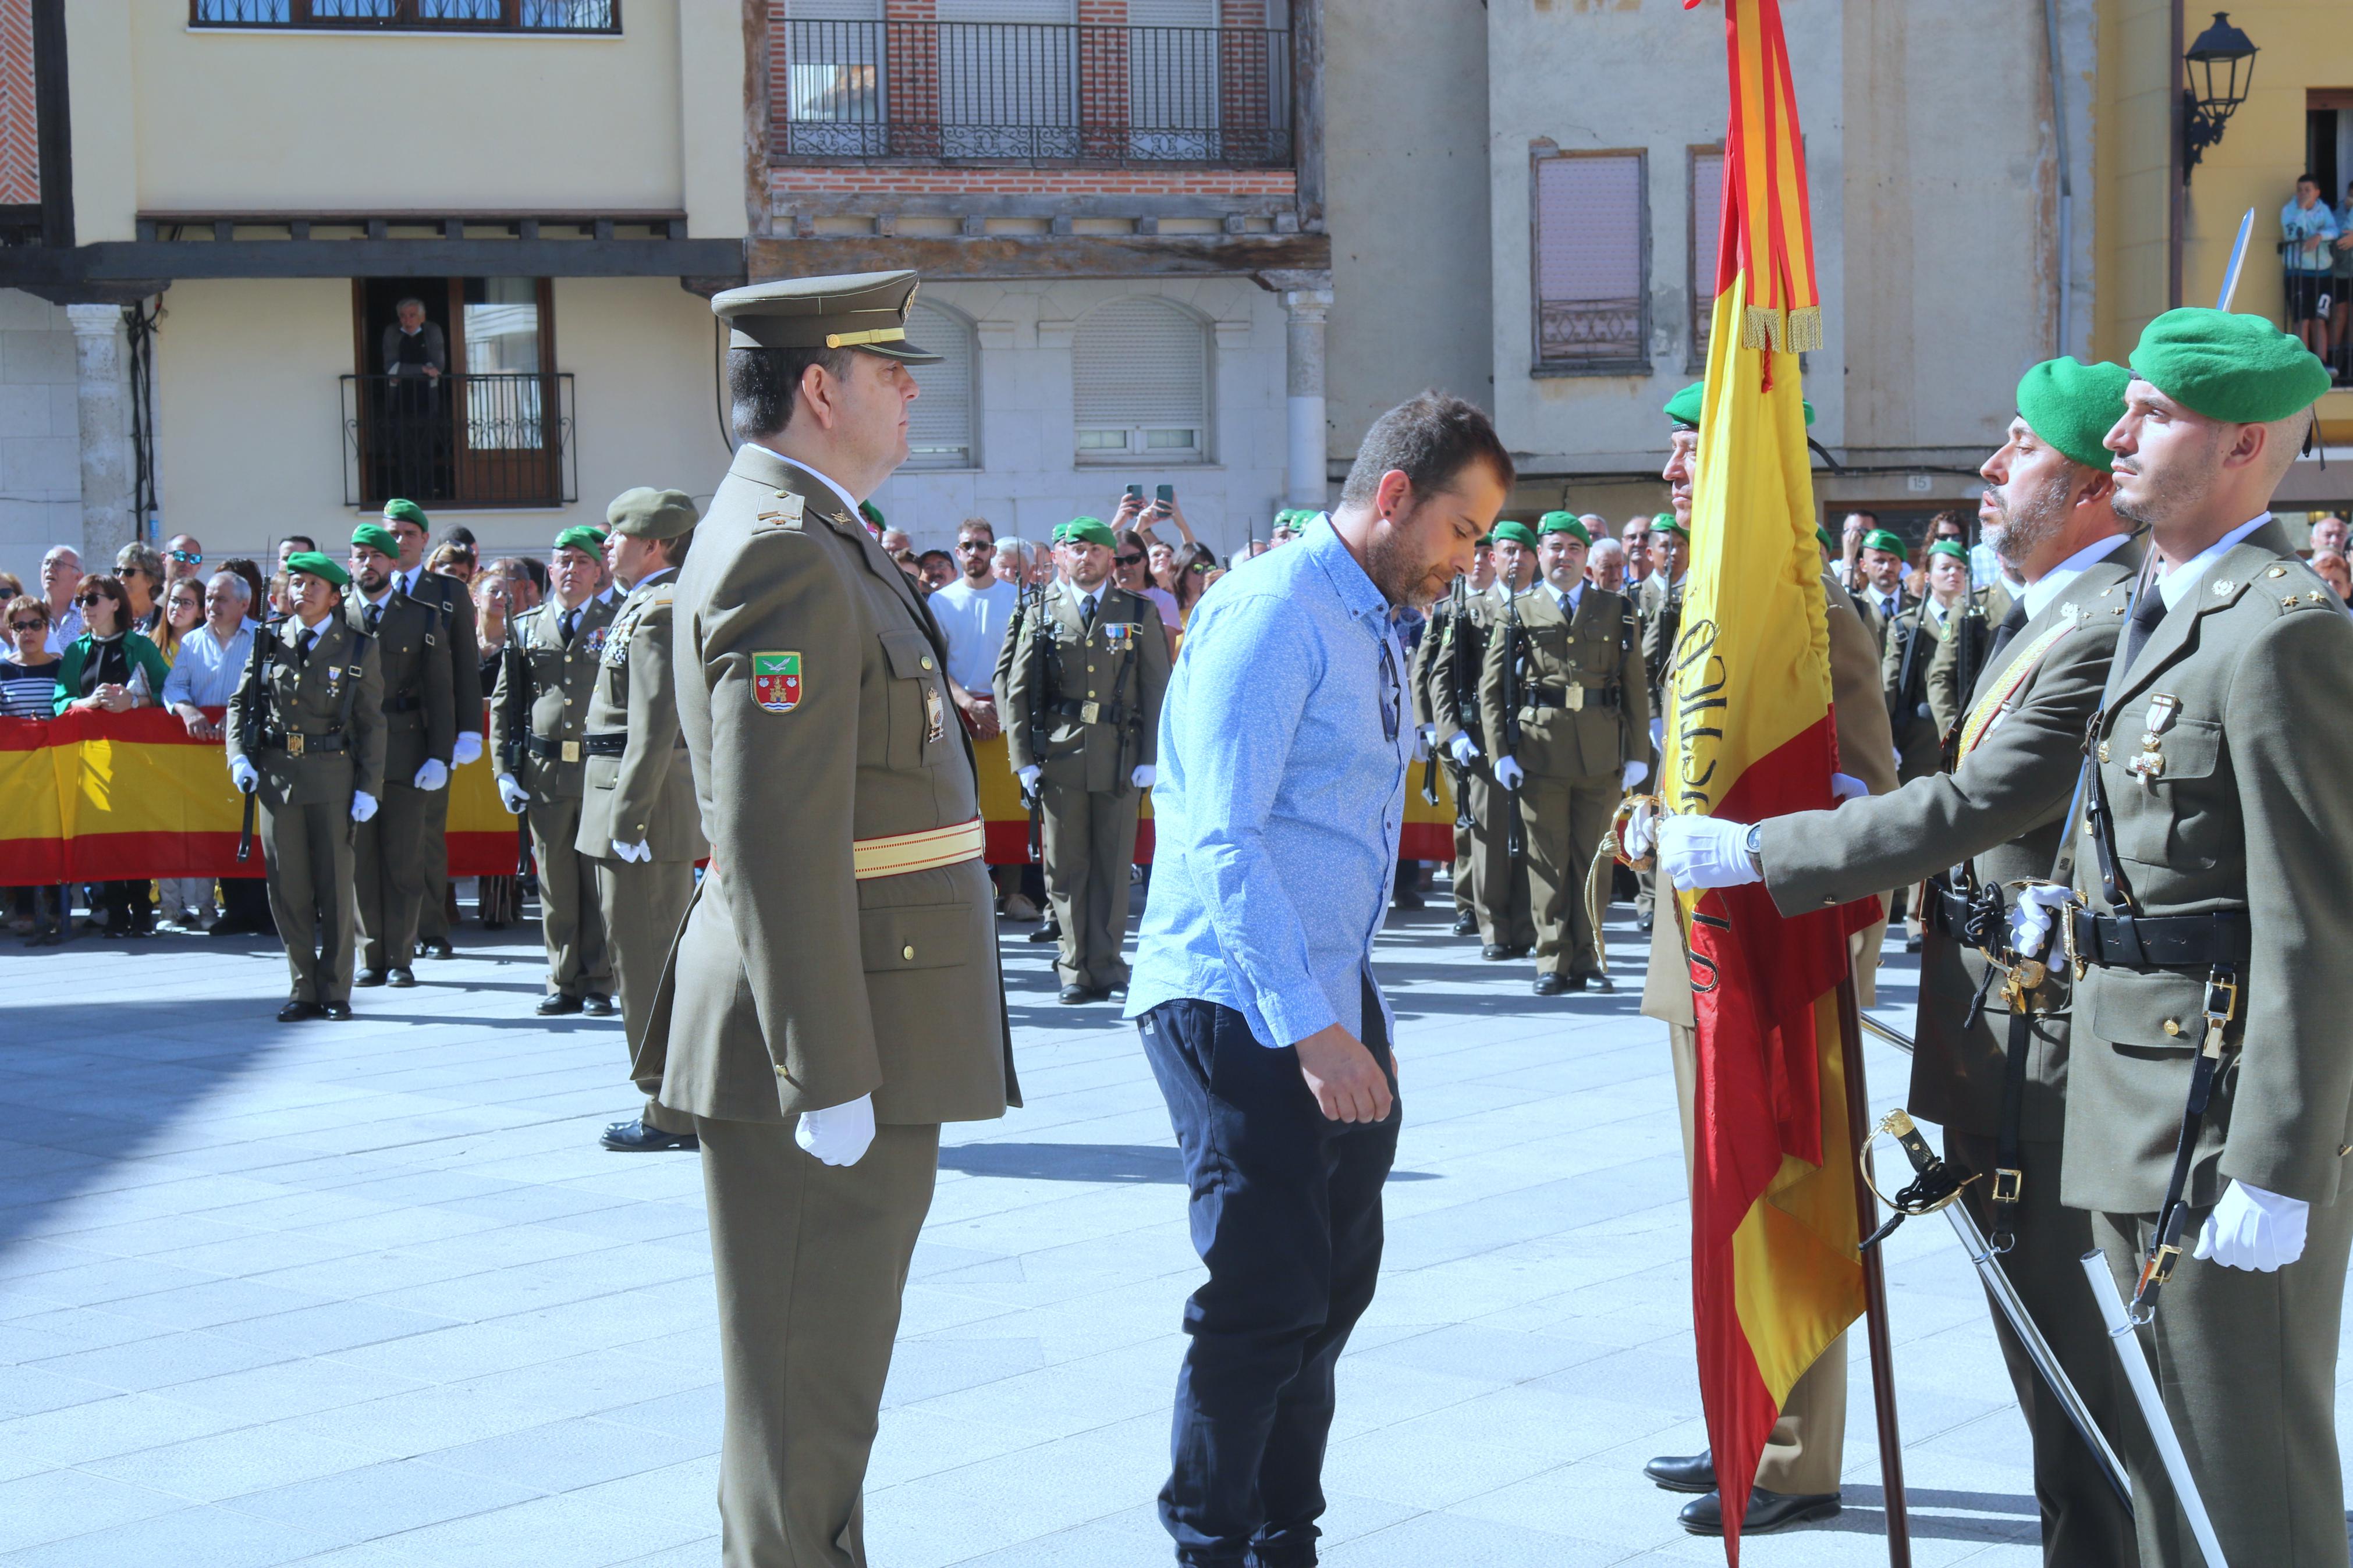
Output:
top-left (1667, 0), bottom-right (1873, 1558)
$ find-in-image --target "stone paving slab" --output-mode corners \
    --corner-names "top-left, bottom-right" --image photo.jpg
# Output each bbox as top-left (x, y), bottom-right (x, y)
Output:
top-left (0, 890), bottom-right (2338, 1566)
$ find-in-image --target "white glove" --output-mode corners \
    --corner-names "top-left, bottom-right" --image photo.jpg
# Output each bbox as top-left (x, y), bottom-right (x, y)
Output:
top-left (229, 756), bottom-right (260, 795)
top-left (1624, 798), bottom-right (1659, 861)
top-left (2007, 884), bottom-right (2077, 958)
top-left (1621, 759), bottom-right (1649, 790)
top-left (1018, 763), bottom-right (1042, 797)
top-left (1411, 727), bottom-right (1432, 763)
top-left (795, 1093), bottom-right (876, 1167)
top-left (1493, 755), bottom-right (1525, 791)
top-left (452, 730), bottom-right (483, 767)
top-left (1832, 772), bottom-right (1870, 801)
top-left (1130, 763), bottom-right (1155, 790)
top-left (611, 838), bottom-right (651, 863)
top-left (1649, 716), bottom-right (1666, 752)
top-left (351, 790), bottom-right (379, 824)
top-left (1659, 816), bottom-right (1761, 891)
top-left (2195, 1179), bottom-right (2310, 1272)
top-left (1448, 733), bottom-right (1480, 766)
top-left (496, 773), bottom-right (528, 815)
top-left (413, 758), bottom-right (449, 792)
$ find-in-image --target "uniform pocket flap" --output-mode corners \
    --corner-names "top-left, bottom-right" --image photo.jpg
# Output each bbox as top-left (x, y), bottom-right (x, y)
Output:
top-left (2081, 963), bottom-right (2209, 1052)
top-left (878, 629), bottom-right (938, 681)
top-left (2150, 716), bottom-right (2220, 781)
top-left (860, 901), bottom-right (968, 973)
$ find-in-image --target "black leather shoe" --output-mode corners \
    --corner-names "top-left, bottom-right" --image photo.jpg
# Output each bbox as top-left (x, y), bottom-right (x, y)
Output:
top-left (1505, 943), bottom-right (1534, 959)
top-left (1638, 911), bottom-right (1655, 935)
top-left (1904, 933), bottom-right (1923, 953)
top-left (1391, 888), bottom-right (1425, 911)
top-left (1057, 983), bottom-right (1092, 1004)
top-left (602, 1118), bottom-right (698, 1152)
top-left (1451, 912), bottom-right (1478, 936)
top-left (421, 939), bottom-right (455, 960)
top-left (536, 993), bottom-right (584, 1016)
top-left (1027, 922), bottom-right (1062, 944)
top-left (208, 919), bottom-right (256, 938)
top-left (386, 968), bottom-right (417, 989)
top-left (1563, 973), bottom-right (1594, 993)
top-left (276, 998), bottom-right (321, 1023)
top-left (1644, 1450), bottom-right (1715, 1492)
top-left (354, 968), bottom-right (387, 987)
top-left (1533, 973), bottom-right (1567, 997)
top-left (1678, 1485), bottom-right (1840, 1536)
top-left (580, 993), bottom-right (616, 1017)
top-left (321, 1001), bottom-right (353, 1021)
top-left (1481, 944), bottom-right (1508, 961)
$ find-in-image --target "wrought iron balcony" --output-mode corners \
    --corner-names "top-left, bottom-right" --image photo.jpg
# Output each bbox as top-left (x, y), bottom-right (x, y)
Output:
top-left (341, 373), bottom-right (577, 510)
top-left (778, 21), bottom-right (1293, 168)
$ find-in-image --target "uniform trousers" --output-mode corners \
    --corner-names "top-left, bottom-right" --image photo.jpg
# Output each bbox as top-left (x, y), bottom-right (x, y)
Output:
top-left (1465, 771), bottom-right (1534, 950)
top-left (1944, 1129), bottom-right (2136, 1567)
top-left (528, 795), bottom-right (610, 998)
top-left (260, 796), bottom-right (355, 1004)
top-left (595, 856), bottom-right (696, 1137)
top-left (1138, 981), bottom-right (1399, 1567)
top-left (696, 1116), bottom-right (940, 1568)
top-left (1521, 770), bottom-right (1617, 981)
top-left (418, 784), bottom-right (453, 944)
top-left (1039, 774), bottom-right (1142, 991)
top-left (1450, 822), bottom-right (1474, 916)
top-left (353, 780), bottom-right (433, 972)
top-left (2092, 1196), bottom-right (2353, 1568)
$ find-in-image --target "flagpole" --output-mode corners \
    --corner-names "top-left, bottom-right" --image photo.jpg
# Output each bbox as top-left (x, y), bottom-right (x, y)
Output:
top-left (1836, 969), bottom-right (1912, 1566)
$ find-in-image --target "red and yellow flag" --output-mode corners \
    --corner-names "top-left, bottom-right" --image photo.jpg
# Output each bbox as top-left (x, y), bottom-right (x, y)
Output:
top-left (1666, 1), bottom-right (1873, 1558)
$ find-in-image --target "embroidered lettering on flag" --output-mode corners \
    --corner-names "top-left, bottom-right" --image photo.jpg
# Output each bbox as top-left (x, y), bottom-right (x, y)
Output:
top-left (753, 652), bottom-right (803, 713)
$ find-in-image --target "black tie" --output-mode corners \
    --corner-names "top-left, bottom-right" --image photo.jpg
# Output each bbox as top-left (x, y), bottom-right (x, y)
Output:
top-left (560, 609), bottom-right (577, 645)
top-left (1081, 594), bottom-right (1096, 632)
top-left (298, 628), bottom-right (315, 663)
top-left (2120, 585), bottom-right (2169, 674)
top-left (364, 603), bottom-right (382, 636)
top-left (1984, 599), bottom-right (2030, 667)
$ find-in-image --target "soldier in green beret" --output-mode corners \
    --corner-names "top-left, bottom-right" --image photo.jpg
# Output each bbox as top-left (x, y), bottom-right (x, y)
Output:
top-left (346, 524), bottom-right (455, 988)
top-left (1431, 518), bottom-right (1537, 957)
top-left (489, 524), bottom-right (619, 1020)
top-left (1411, 532), bottom-right (1499, 935)
top-left (1850, 527), bottom-right (1917, 654)
top-left (1881, 538), bottom-right (1974, 792)
top-left (377, 498), bottom-right (483, 959)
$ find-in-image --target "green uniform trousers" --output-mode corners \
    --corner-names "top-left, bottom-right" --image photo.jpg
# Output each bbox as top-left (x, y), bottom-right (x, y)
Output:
top-left (531, 795), bottom-right (610, 999)
top-left (260, 797), bottom-right (355, 1004)
top-left (1443, 762), bottom-right (1474, 917)
top-left (1465, 771), bottom-right (1534, 950)
top-left (697, 1117), bottom-right (941, 1568)
top-left (1944, 1128), bottom-right (2136, 1568)
top-left (1039, 777), bottom-right (1141, 992)
top-left (418, 786), bottom-right (452, 945)
top-left (1522, 770), bottom-right (1617, 981)
top-left (595, 857), bottom-right (695, 1136)
top-left (353, 780), bottom-right (433, 972)
top-left (2092, 1196), bottom-right (2353, 1568)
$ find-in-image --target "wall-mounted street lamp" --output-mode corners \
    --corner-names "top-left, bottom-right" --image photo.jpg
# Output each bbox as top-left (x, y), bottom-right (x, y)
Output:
top-left (2182, 10), bottom-right (2257, 182)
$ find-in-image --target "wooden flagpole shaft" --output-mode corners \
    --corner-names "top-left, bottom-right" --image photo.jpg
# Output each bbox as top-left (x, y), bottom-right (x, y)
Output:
top-left (1836, 970), bottom-right (1912, 1566)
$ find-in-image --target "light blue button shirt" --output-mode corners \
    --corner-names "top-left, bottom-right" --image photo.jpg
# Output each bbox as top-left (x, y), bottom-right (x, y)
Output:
top-left (159, 619), bottom-right (258, 709)
top-left (1125, 517), bottom-right (1412, 1048)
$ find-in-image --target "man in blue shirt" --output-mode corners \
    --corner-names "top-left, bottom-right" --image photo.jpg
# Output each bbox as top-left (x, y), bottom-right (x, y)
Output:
top-left (1126, 392), bottom-right (1513, 1567)
top-left (2283, 173), bottom-right (2342, 359)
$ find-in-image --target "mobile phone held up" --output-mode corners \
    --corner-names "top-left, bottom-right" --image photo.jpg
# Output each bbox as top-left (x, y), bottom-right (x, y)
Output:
top-left (1154, 484), bottom-right (1174, 514)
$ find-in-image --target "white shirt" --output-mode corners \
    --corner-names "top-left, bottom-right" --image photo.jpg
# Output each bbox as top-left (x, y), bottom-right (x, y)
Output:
top-left (2021, 531), bottom-right (2131, 622)
top-left (929, 577), bottom-right (1019, 692)
top-left (2157, 511), bottom-right (2272, 611)
top-left (748, 444), bottom-right (862, 525)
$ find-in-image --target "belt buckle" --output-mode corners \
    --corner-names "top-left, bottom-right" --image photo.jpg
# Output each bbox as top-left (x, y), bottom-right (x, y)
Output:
top-left (1991, 1167), bottom-right (2024, 1204)
top-left (1079, 701), bottom-right (1101, 725)
top-left (562, 740), bottom-right (580, 764)
top-left (1565, 685), bottom-right (1584, 712)
top-left (2202, 968), bottom-right (2240, 1053)
top-left (287, 732), bottom-right (304, 758)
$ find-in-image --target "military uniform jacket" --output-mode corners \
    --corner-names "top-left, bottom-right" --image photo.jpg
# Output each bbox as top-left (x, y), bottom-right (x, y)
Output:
top-left (1758, 549), bottom-right (2137, 1139)
top-left (226, 613), bottom-right (387, 808)
top-left (574, 574), bottom-right (705, 863)
top-left (488, 594), bottom-right (617, 802)
top-left (1923, 591), bottom-right (1999, 740)
top-left (1881, 600), bottom-right (1945, 773)
top-left (1851, 584), bottom-right (1918, 657)
top-left (347, 590), bottom-right (455, 781)
top-left (1477, 584), bottom-right (1648, 780)
top-left (1002, 578), bottom-right (1170, 793)
top-left (2066, 518), bottom-right (2353, 1212)
top-left (403, 567), bottom-right (484, 733)
top-left (1425, 584), bottom-right (1507, 749)
top-left (1638, 573), bottom-right (1685, 714)
top-left (645, 443), bottom-right (1017, 1127)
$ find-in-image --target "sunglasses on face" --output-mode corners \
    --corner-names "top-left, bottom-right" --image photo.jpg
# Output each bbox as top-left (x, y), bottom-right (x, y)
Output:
top-left (76, 593), bottom-right (107, 606)
top-left (168, 550), bottom-right (201, 564)
top-left (1116, 553), bottom-right (1146, 567)
top-left (10, 618), bottom-right (44, 632)
top-left (956, 540), bottom-right (992, 552)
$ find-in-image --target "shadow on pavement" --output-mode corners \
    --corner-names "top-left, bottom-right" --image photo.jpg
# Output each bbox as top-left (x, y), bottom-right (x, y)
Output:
top-left (940, 1142), bottom-right (1440, 1184)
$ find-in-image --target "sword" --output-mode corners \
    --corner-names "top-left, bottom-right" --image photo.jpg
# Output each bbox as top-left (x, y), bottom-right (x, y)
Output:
top-left (2084, 1251), bottom-right (2232, 1567)
top-left (2216, 208), bottom-right (2256, 311)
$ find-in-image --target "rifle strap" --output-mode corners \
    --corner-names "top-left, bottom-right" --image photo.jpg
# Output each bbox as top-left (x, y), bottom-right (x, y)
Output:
top-left (338, 628), bottom-right (372, 734)
top-left (1989, 998), bottom-right (2033, 1251)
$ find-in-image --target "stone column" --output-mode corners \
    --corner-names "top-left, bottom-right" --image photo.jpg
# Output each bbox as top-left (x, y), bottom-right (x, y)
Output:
top-left (66, 303), bottom-right (136, 565)
top-left (1281, 284), bottom-right (1331, 511)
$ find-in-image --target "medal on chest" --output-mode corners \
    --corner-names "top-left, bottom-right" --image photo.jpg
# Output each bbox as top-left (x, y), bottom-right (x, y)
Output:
top-left (2125, 693), bottom-right (2180, 788)
top-left (924, 679), bottom-right (946, 742)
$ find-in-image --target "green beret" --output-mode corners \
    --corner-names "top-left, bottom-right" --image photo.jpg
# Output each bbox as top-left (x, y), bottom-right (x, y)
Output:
top-left (2128, 308), bottom-right (2331, 425)
top-left (1861, 528), bottom-right (1908, 557)
top-left (283, 550), bottom-right (349, 589)
top-left (1536, 511), bottom-right (1591, 545)
top-left (1273, 510), bottom-right (1303, 531)
top-left (1650, 515), bottom-right (1689, 541)
top-left (1928, 539), bottom-right (1971, 564)
top-left (606, 487), bottom-right (697, 541)
top-left (553, 525), bottom-right (608, 556)
top-left (1489, 520), bottom-right (1538, 550)
top-left (1816, 525), bottom-right (1838, 553)
top-left (1060, 516), bottom-right (1116, 550)
top-left (381, 499), bottom-right (428, 529)
top-left (859, 500), bottom-right (886, 530)
top-left (2015, 356), bottom-right (2131, 472)
top-left (1475, 534), bottom-right (1495, 548)
top-left (350, 523), bottom-right (400, 557)
top-left (1662, 380), bottom-right (1815, 428)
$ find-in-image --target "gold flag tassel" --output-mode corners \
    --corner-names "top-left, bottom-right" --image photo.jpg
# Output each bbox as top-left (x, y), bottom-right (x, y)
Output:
top-left (1584, 794), bottom-right (1663, 984)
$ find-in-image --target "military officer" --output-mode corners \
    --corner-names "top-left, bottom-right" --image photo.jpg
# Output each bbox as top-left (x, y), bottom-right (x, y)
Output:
top-left (581, 488), bottom-right (709, 1154)
top-left (1411, 534), bottom-right (1496, 937)
top-left (1881, 538), bottom-right (1973, 784)
top-left (489, 525), bottom-right (618, 1018)
top-left (1635, 509), bottom-right (1690, 934)
top-left (1925, 567), bottom-right (2007, 745)
top-left (227, 553), bottom-right (385, 1022)
top-left (379, 499), bottom-right (483, 960)
top-left (1432, 519), bottom-right (1537, 958)
top-left (1003, 515), bottom-right (1171, 1004)
top-left (2015, 310), bottom-right (2353, 1568)
top-left (636, 271), bottom-right (1018, 1568)
top-left (1478, 513), bottom-right (1647, 993)
top-left (346, 523), bottom-right (455, 987)
top-left (1656, 357), bottom-right (2143, 1565)
top-left (1850, 526), bottom-right (1917, 654)
top-left (1635, 379), bottom-right (1897, 1537)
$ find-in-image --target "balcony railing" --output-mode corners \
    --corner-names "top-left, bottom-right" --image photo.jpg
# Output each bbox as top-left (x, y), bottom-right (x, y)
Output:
top-left (779, 22), bottom-right (1292, 168)
top-left (191, 2), bottom-right (619, 33)
top-left (341, 373), bottom-right (576, 510)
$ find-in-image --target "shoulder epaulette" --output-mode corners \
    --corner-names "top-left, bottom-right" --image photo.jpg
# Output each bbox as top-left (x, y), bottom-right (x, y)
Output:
top-left (754, 489), bottom-right (810, 532)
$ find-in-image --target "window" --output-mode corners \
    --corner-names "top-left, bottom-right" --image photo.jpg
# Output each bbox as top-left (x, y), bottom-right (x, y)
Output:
top-left (1688, 147), bottom-right (1724, 369)
top-left (191, 1), bottom-right (619, 31)
top-left (904, 303), bottom-right (978, 470)
top-left (1531, 147), bottom-right (1649, 375)
top-left (1073, 298), bottom-right (1209, 463)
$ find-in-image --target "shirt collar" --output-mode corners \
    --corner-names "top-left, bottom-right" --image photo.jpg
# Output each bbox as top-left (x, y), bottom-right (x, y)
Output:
top-left (2158, 511), bottom-right (2272, 610)
top-left (747, 443), bottom-right (863, 527)
top-left (1553, 581), bottom-right (1582, 617)
top-left (1302, 515), bottom-right (1394, 634)
top-left (633, 567), bottom-right (675, 591)
top-left (2020, 530), bottom-right (2131, 621)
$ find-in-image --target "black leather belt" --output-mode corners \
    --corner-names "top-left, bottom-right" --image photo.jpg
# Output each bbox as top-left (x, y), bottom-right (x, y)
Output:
top-left (526, 733), bottom-right (581, 762)
top-left (2070, 908), bottom-right (2252, 970)
top-left (385, 692), bottom-right (423, 714)
top-left (1048, 699), bottom-right (1127, 727)
top-left (261, 727), bottom-right (347, 757)
top-left (582, 732), bottom-right (627, 757)
top-left (1523, 684), bottom-right (1619, 713)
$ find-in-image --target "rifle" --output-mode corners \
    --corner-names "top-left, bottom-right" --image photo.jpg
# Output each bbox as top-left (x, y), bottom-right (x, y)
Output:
top-left (1499, 588), bottom-right (1527, 861)
top-left (503, 635), bottom-right (531, 878)
top-left (1445, 575), bottom-right (1477, 830)
top-left (233, 615), bottom-right (278, 863)
top-left (1418, 595), bottom-right (1446, 808)
top-left (1023, 575), bottom-right (1051, 865)
top-left (1888, 596), bottom-right (1927, 734)
top-left (1954, 515), bottom-right (1989, 704)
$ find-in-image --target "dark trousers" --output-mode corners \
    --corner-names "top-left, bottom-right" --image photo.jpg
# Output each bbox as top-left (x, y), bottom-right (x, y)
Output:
top-left (1138, 980), bottom-right (1400, 1567)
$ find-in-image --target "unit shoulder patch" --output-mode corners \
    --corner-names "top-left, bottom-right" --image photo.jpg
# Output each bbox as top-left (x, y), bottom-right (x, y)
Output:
top-left (753, 650), bottom-right (803, 713)
top-left (755, 492), bottom-right (808, 531)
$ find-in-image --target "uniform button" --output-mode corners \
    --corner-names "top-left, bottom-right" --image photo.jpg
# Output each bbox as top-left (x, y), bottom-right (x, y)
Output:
top-left (920, 656), bottom-right (934, 671)
top-left (1087, 664), bottom-right (1096, 673)
top-left (2163, 1019), bottom-right (2182, 1037)
top-left (902, 944), bottom-right (915, 961)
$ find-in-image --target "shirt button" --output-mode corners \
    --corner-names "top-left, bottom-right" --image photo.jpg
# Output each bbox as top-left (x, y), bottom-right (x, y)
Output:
top-left (902, 944), bottom-right (915, 961)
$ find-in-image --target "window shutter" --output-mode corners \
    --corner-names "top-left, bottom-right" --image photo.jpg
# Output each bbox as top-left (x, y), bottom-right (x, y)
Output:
top-left (1690, 149), bottom-right (1724, 364)
top-left (785, 0), bottom-right (879, 16)
top-left (904, 304), bottom-right (976, 470)
top-left (1073, 298), bottom-right (1208, 461)
top-left (1532, 151), bottom-right (1648, 371)
top-left (937, 0), bottom-right (1073, 20)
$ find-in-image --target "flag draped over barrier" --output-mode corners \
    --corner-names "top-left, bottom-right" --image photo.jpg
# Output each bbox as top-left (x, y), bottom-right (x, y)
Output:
top-left (1666, 0), bottom-right (1878, 1558)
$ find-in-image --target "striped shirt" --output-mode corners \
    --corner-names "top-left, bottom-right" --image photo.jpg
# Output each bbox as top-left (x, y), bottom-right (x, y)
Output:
top-left (0, 658), bottom-right (58, 718)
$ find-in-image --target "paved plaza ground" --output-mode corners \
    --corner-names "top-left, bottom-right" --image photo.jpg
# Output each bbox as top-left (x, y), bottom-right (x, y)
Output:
top-left (1, 884), bottom-right (2319, 1567)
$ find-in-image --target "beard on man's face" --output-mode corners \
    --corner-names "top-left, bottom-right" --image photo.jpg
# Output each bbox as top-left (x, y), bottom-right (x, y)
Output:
top-left (1365, 509), bottom-right (1456, 610)
top-left (1988, 468), bottom-right (2078, 573)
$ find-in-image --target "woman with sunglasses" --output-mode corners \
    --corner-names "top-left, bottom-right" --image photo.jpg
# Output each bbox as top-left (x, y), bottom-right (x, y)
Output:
top-left (1, 595), bottom-right (64, 940)
top-left (113, 542), bottom-right (167, 637)
top-left (54, 575), bottom-right (170, 936)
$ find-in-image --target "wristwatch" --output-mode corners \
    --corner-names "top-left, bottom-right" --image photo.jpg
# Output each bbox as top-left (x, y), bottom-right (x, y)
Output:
top-left (1745, 823), bottom-right (1764, 873)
